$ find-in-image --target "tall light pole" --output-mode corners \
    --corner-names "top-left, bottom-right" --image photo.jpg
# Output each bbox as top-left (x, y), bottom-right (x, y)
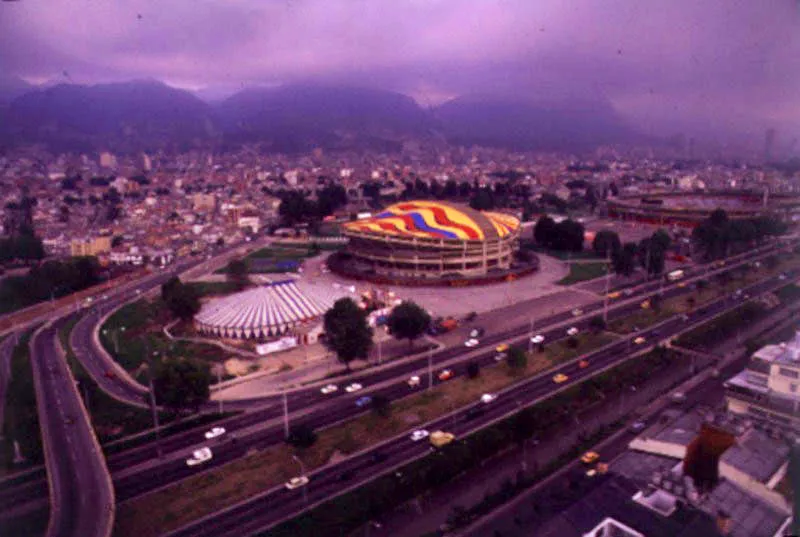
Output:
top-left (603, 251), bottom-right (611, 323)
top-left (292, 455), bottom-right (308, 504)
top-left (148, 350), bottom-right (163, 458)
top-left (216, 366), bottom-right (223, 415)
top-left (528, 318), bottom-right (534, 354)
top-left (427, 347), bottom-right (434, 391)
top-left (282, 385), bottom-right (290, 439)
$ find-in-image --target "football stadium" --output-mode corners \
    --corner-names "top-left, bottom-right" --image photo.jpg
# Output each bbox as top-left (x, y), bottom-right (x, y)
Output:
top-left (332, 200), bottom-right (530, 285)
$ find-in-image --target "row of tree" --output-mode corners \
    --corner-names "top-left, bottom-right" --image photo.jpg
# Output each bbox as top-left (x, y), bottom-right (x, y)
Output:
top-left (0, 256), bottom-right (103, 311)
top-left (590, 228), bottom-right (672, 278)
top-left (278, 184), bottom-right (348, 227)
top-left (692, 209), bottom-right (786, 260)
top-left (0, 228), bottom-right (45, 263)
top-left (533, 216), bottom-right (586, 252)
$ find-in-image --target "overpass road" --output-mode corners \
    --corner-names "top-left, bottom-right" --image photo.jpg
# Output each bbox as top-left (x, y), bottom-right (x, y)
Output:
top-left (29, 318), bottom-right (115, 537)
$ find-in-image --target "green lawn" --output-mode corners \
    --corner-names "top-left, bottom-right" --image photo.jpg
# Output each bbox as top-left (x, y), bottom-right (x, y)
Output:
top-left (184, 281), bottom-right (245, 297)
top-left (557, 262), bottom-right (609, 285)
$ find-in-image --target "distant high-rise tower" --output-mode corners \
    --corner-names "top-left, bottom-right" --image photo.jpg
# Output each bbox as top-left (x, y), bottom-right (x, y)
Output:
top-left (765, 128), bottom-right (776, 161)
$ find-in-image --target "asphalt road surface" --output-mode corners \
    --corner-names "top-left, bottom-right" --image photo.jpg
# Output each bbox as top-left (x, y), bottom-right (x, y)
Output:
top-left (29, 319), bottom-right (114, 537)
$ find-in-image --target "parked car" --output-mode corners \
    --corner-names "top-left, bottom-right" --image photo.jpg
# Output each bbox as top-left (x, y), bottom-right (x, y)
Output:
top-left (186, 447), bottom-right (213, 467)
top-left (204, 427), bottom-right (226, 440)
top-left (345, 383), bottom-right (363, 393)
top-left (580, 451), bottom-right (600, 464)
top-left (410, 429), bottom-right (430, 442)
top-left (429, 431), bottom-right (455, 448)
top-left (320, 384), bottom-right (338, 395)
top-left (480, 393), bottom-right (497, 404)
top-left (355, 396), bottom-right (372, 408)
top-left (629, 421), bottom-right (647, 433)
top-left (285, 476), bottom-right (309, 490)
top-left (553, 373), bottom-right (569, 384)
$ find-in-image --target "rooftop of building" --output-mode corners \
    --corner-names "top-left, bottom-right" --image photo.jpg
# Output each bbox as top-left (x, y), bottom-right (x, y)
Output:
top-left (341, 200), bottom-right (520, 242)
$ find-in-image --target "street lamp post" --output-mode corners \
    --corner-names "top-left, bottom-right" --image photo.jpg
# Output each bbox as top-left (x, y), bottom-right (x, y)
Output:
top-left (603, 251), bottom-right (611, 323)
top-left (291, 455), bottom-right (308, 504)
top-left (528, 318), bottom-right (534, 354)
top-left (427, 347), bottom-right (433, 392)
top-left (148, 350), bottom-right (163, 458)
top-left (282, 385), bottom-right (290, 439)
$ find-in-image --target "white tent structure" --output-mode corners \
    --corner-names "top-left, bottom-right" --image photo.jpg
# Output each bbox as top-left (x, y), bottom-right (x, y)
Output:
top-left (194, 280), bottom-right (339, 339)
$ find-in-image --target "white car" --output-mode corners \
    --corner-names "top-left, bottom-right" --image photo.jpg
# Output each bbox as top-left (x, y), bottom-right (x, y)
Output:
top-left (345, 383), bottom-right (363, 393)
top-left (407, 375), bottom-right (421, 388)
top-left (464, 338), bottom-right (479, 348)
top-left (285, 476), bottom-right (309, 490)
top-left (204, 427), bottom-right (226, 440)
top-left (530, 334), bottom-right (545, 344)
top-left (571, 308), bottom-right (583, 317)
top-left (567, 327), bottom-right (579, 336)
top-left (186, 447), bottom-right (213, 467)
top-left (320, 384), bottom-right (338, 395)
top-left (481, 393), bottom-right (497, 404)
top-left (410, 429), bottom-right (430, 442)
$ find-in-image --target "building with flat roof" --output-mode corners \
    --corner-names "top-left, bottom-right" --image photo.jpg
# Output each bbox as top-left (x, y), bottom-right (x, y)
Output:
top-left (725, 332), bottom-right (800, 431)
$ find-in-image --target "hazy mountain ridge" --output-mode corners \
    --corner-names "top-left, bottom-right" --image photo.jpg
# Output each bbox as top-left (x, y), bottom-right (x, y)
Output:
top-left (0, 80), bottom-right (637, 153)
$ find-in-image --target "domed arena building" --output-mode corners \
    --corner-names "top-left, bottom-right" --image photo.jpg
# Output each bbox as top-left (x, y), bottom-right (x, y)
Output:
top-left (194, 280), bottom-right (336, 339)
top-left (333, 200), bottom-right (530, 285)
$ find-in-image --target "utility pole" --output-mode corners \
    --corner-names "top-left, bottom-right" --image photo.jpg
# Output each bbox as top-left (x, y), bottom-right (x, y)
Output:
top-left (528, 318), bottom-right (534, 354)
top-left (282, 386), bottom-right (290, 438)
top-left (292, 455), bottom-right (307, 504)
top-left (147, 350), bottom-right (163, 459)
top-left (216, 366), bottom-right (223, 415)
top-left (427, 347), bottom-right (433, 391)
top-left (377, 333), bottom-right (383, 366)
top-left (603, 251), bottom-right (611, 323)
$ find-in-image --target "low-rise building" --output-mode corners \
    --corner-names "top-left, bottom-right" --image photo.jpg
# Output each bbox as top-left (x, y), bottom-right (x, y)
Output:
top-left (725, 332), bottom-right (800, 430)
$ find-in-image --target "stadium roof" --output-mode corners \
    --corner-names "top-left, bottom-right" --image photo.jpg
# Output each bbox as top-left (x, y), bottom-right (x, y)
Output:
top-left (194, 280), bottom-right (336, 338)
top-left (342, 200), bottom-right (519, 241)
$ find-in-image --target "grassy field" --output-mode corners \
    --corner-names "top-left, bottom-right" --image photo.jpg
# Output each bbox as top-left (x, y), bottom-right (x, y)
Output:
top-left (557, 262), bottom-right (609, 285)
top-left (100, 299), bottom-right (229, 375)
top-left (184, 281), bottom-right (246, 297)
top-left (113, 329), bottom-right (619, 537)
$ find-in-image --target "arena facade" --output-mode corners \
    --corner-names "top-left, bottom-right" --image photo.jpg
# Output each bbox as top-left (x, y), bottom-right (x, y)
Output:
top-left (336, 200), bottom-right (526, 284)
top-left (607, 191), bottom-right (800, 227)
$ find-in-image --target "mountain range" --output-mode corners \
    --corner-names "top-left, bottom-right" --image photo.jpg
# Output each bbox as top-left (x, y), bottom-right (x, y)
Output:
top-left (0, 80), bottom-right (637, 154)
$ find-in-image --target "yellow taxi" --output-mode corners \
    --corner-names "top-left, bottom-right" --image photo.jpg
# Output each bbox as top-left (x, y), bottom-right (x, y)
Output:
top-left (552, 373), bottom-right (569, 384)
top-left (634, 336), bottom-right (646, 345)
top-left (429, 431), bottom-right (455, 448)
top-left (607, 291), bottom-right (621, 299)
top-left (495, 343), bottom-right (509, 353)
top-left (640, 299), bottom-right (651, 309)
top-left (581, 451), bottom-right (600, 464)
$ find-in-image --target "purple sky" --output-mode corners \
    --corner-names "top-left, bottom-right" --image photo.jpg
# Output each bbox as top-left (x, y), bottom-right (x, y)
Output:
top-left (1, 0), bottom-right (798, 144)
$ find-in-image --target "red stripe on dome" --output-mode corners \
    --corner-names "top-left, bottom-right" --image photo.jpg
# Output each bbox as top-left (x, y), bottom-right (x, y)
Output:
top-left (425, 206), bottom-right (481, 239)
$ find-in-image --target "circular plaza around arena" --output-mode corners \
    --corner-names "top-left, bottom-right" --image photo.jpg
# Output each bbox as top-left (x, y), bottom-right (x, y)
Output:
top-left (331, 200), bottom-right (535, 286)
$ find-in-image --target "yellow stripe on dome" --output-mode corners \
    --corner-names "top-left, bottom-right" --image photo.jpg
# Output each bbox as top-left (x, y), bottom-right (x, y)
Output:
top-left (409, 201), bottom-right (486, 240)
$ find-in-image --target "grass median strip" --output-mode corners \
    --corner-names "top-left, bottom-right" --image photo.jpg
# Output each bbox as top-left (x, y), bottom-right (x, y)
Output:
top-left (557, 262), bottom-right (608, 285)
top-left (113, 331), bottom-right (617, 537)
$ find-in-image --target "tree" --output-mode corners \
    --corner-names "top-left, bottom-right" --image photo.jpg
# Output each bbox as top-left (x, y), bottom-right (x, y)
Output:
top-left (553, 220), bottom-right (585, 252)
top-left (371, 395), bottom-right (392, 419)
top-left (387, 300), bottom-right (431, 349)
top-left (534, 215), bottom-right (556, 247)
top-left (469, 187), bottom-right (495, 211)
top-left (612, 243), bottom-right (637, 277)
top-left (152, 357), bottom-right (211, 413)
top-left (589, 315), bottom-right (606, 332)
top-left (323, 298), bottom-right (373, 371)
top-left (286, 424), bottom-right (318, 448)
top-left (466, 360), bottom-right (481, 379)
top-left (507, 347), bottom-right (528, 370)
top-left (226, 258), bottom-right (250, 291)
top-left (592, 230), bottom-right (621, 258)
top-left (162, 278), bottom-right (201, 322)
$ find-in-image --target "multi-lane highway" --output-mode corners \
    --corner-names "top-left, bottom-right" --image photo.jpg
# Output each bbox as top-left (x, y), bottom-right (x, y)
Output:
top-left (161, 267), bottom-right (800, 537)
top-left (0, 240), bottom-right (793, 530)
top-left (29, 319), bottom-right (115, 537)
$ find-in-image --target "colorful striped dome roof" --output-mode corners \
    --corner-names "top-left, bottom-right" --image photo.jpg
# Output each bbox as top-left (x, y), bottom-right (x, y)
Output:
top-left (342, 201), bottom-right (520, 241)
